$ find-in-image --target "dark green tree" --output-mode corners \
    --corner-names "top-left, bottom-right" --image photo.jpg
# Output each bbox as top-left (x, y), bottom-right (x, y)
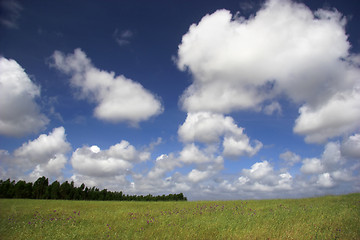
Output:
top-left (59, 181), bottom-right (71, 200)
top-left (14, 180), bottom-right (27, 198)
top-left (49, 181), bottom-right (60, 199)
top-left (32, 177), bottom-right (48, 199)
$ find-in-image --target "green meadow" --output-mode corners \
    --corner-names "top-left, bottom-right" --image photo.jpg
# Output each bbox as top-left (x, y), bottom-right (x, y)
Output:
top-left (0, 193), bottom-right (359, 239)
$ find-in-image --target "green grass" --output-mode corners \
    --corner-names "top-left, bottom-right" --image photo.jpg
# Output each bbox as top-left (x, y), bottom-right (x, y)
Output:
top-left (0, 193), bottom-right (359, 239)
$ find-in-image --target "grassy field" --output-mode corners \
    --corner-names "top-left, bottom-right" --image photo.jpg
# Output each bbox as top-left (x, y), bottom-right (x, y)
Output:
top-left (0, 193), bottom-right (359, 239)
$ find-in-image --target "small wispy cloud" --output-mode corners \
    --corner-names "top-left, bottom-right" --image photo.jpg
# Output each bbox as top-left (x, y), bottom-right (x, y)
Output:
top-left (0, 0), bottom-right (23, 29)
top-left (113, 29), bottom-right (134, 46)
top-left (238, 0), bottom-right (259, 13)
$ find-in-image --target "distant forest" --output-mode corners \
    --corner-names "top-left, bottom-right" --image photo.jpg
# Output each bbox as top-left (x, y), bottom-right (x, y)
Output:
top-left (0, 176), bottom-right (187, 201)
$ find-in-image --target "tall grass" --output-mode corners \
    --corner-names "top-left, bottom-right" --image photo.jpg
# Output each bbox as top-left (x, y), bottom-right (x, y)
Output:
top-left (1, 193), bottom-right (359, 239)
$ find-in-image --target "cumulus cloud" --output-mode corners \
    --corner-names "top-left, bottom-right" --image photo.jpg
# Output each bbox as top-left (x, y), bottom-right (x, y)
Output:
top-left (14, 127), bottom-right (70, 161)
top-left (179, 112), bottom-right (241, 143)
top-left (341, 134), bottom-right (360, 159)
top-left (71, 140), bottom-right (150, 178)
top-left (50, 48), bottom-right (163, 125)
top-left (29, 154), bottom-right (67, 181)
top-left (59, 136), bottom-right (359, 200)
top-left (0, 57), bottom-right (49, 137)
top-left (236, 161), bottom-right (293, 192)
top-left (299, 140), bottom-right (356, 191)
top-left (147, 154), bottom-right (181, 180)
top-left (223, 136), bottom-right (262, 158)
top-left (316, 173), bottom-right (335, 188)
top-left (178, 144), bottom-right (208, 164)
top-left (280, 151), bottom-right (301, 166)
top-left (294, 87), bottom-right (360, 143)
top-left (3, 127), bottom-right (71, 181)
top-left (188, 169), bottom-right (212, 183)
top-left (301, 158), bottom-right (324, 174)
top-left (178, 112), bottom-right (262, 158)
top-left (300, 142), bottom-right (344, 174)
top-left (176, 0), bottom-right (360, 142)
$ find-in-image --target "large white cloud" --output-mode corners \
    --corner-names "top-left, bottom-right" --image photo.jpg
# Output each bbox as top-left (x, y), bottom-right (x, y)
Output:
top-left (14, 127), bottom-right (71, 164)
top-left (294, 87), bottom-right (360, 143)
top-left (4, 127), bottom-right (71, 181)
top-left (176, 0), bottom-right (360, 143)
top-left (0, 57), bottom-right (49, 137)
top-left (178, 112), bottom-right (262, 158)
top-left (179, 112), bottom-right (241, 143)
top-left (71, 140), bottom-right (150, 178)
top-left (50, 48), bottom-right (163, 125)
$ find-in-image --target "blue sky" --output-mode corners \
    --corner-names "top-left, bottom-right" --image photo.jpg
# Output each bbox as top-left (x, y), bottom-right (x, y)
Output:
top-left (0, 0), bottom-right (359, 200)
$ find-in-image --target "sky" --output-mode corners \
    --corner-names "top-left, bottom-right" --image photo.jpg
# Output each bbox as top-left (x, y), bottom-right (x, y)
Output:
top-left (0, 0), bottom-right (359, 200)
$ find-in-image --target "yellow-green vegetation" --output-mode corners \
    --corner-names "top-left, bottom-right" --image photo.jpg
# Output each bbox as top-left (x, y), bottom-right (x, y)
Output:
top-left (0, 193), bottom-right (359, 239)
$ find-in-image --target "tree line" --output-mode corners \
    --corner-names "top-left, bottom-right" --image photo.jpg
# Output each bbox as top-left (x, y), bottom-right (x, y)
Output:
top-left (0, 176), bottom-right (187, 201)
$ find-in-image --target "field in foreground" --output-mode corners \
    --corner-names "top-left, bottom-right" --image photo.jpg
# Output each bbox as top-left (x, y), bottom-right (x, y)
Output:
top-left (0, 193), bottom-right (359, 239)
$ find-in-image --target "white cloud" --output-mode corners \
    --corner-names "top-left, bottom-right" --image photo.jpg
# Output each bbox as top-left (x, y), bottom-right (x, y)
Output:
top-left (341, 134), bottom-right (360, 159)
top-left (279, 151), bottom-right (301, 166)
top-left (29, 154), bottom-right (67, 182)
top-left (71, 141), bottom-right (150, 178)
top-left (301, 158), bottom-right (324, 174)
top-left (0, 0), bottom-right (22, 28)
top-left (242, 161), bottom-right (274, 181)
top-left (70, 174), bottom-right (131, 192)
top-left (300, 142), bottom-right (345, 174)
top-left (108, 140), bottom-right (150, 162)
top-left (147, 154), bottom-right (181, 180)
top-left (50, 48), bottom-right (163, 125)
top-left (0, 57), bottom-right (49, 137)
top-left (331, 169), bottom-right (354, 182)
top-left (176, 0), bottom-right (360, 142)
top-left (188, 169), bottom-right (211, 183)
top-left (234, 161), bottom-right (293, 193)
top-left (223, 136), bottom-right (262, 158)
top-left (263, 101), bottom-right (282, 115)
top-left (317, 173), bottom-right (335, 188)
top-left (71, 148), bottom-right (132, 177)
top-left (178, 112), bottom-right (242, 143)
top-left (179, 144), bottom-right (216, 164)
top-left (57, 137), bottom-right (359, 200)
top-left (14, 127), bottom-right (71, 164)
top-left (178, 112), bottom-right (262, 158)
top-left (8, 127), bottom-right (71, 181)
top-left (299, 141), bottom-right (354, 190)
top-left (294, 87), bottom-right (360, 143)
top-left (321, 142), bottom-right (344, 171)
